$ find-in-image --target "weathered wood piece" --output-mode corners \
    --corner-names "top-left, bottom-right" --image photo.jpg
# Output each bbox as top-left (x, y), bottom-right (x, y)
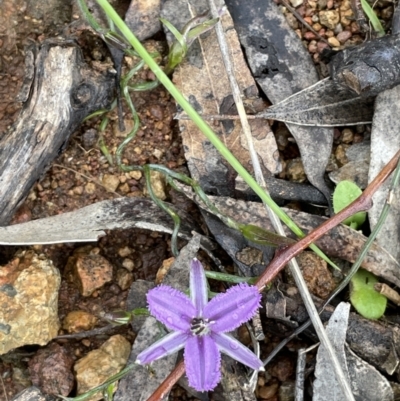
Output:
top-left (331, 34), bottom-right (400, 96)
top-left (0, 39), bottom-right (114, 226)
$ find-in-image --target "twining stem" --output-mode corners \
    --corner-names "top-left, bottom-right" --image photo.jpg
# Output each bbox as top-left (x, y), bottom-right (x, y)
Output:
top-left (146, 149), bottom-right (400, 401)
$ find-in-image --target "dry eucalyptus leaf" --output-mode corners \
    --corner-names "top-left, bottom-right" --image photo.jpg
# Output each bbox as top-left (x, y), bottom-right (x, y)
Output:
top-left (314, 302), bottom-right (393, 401)
top-left (0, 198), bottom-right (198, 245)
top-left (368, 84), bottom-right (400, 262)
top-left (161, 0), bottom-right (281, 198)
top-left (259, 78), bottom-right (375, 127)
top-left (314, 302), bottom-right (351, 401)
top-left (226, 0), bottom-right (333, 203)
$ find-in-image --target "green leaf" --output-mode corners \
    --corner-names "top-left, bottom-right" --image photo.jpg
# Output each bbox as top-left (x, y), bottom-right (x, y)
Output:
top-left (333, 180), bottom-right (366, 228)
top-left (360, 0), bottom-right (385, 37)
top-left (350, 269), bottom-right (387, 319)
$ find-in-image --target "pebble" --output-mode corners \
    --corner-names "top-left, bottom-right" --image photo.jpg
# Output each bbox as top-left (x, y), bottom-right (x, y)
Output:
top-left (73, 254), bottom-right (113, 297)
top-left (319, 10), bottom-right (340, 29)
top-left (328, 36), bottom-right (341, 47)
top-left (335, 144), bottom-right (348, 166)
top-left (304, 31), bottom-right (317, 40)
top-left (289, 0), bottom-right (303, 7)
top-left (0, 251), bottom-right (60, 354)
top-left (85, 182), bottom-right (96, 195)
top-left (285, 13), bottom-right (299, 29)
top-left (336, 30), bottom-right (352, 43)
top-left (28, 343), bottom-right (74, 396)
top-left (102, 174), bottom-right (120, 193)
top-left (122, 258), bottom-right (135, 271)
top-left (143, 170), bottom-right (167, 200)
top-left (129, 170), bottom-right (142, 180)
top-left (62, 311), bottom-right (98, 333)
top-left (118, 246), bottom-right (132, 258)
top-left (74, 335), bottom-right (131, 401)
top-left (286, 158), bottom-right (306, 183)
top-left (116, 268), bottom-right (134, 291)
top-left (341, 128), bottom-right (354, 143)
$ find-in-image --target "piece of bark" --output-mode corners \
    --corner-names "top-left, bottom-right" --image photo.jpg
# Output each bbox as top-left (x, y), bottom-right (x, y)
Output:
top-left (0, 38), bottom-right (114, 226)
top-left (265, 284), bottom-right (400, 376)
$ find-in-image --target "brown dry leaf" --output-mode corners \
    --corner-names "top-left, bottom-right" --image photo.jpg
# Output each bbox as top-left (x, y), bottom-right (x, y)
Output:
top-left (161, 0), bottom-right (281, 197)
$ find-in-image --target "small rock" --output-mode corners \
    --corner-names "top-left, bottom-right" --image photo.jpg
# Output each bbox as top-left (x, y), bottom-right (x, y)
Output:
top-left (335, 144), bottom-right (348, 166)
top-left (337, 30), bottom-right (352, 43)
top-left (328, 36), bottom-right (341, 47)
top-left (285, 13), bottom-right (299, 29)
top-left (74, 335), bottom-right (131, 401)
top-left (304, 31), bottom-right (317, 41)
top-left (116, 269), bottom-right (134, 291)
top-left (286, 158), bottom-right (306, 183)
top-left (319, 10), bottom-right (340, 29)
top-left (85, 182), bottom-right (96, 195)
top-left (143, 170), bottom-right (167, 200)
top-left (289, 0), bottom-right (303, 7)
top-left (0, 251), bottom-right (60, 355)
top-left (82, 129), bottom-right (98, 150)
top-left (149, 104), bottom-right (164, 120)
top-left (118, 246), bottom-right (132, 258)
top-left (102, 174), bottom-right (120, 193)
top-left (155, 257), bottom-right (175, 284)
top-left (62, 311), bottom-right (98, 333)
top-left (341, 8), bottom-right (354, 26)
top-left (341, 128), bottom-right (354, 143)
top-left (73, 254), bottom-right (113, 297)
top-left (122, 258), bottom-right (135, 271)
top-left (129, 170), bottom-right (142, 180)
top-left (28, 343), bottom-right (74, 396)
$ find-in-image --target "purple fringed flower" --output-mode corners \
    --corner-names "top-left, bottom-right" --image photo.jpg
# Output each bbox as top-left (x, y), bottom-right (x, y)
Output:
top-left (136, 258), bottom-right (264, 392)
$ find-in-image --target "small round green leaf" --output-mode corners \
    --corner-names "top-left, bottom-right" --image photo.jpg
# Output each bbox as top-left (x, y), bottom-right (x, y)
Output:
top-left (333, 180), bottom-right (367, 228)
top-left (350, 269), bottom-right (387, 319)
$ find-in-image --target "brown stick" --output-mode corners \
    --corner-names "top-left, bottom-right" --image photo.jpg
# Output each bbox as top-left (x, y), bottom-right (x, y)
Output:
top-left (147, 360), bottom-right (185, 401)
top-left (147, 149), bottom-right (400, 400)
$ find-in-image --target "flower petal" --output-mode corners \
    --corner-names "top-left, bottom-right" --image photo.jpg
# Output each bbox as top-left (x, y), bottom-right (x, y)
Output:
top-left (190, 259), bottom-right (208, 316)
top-left (203, 283), bottom-right (261, 332)
top-left (147, 285), bottom-right (195, 331)
top-left (184, 335), bottom-right (221, 392)
top-left (212, 332), bottom-right (264, 371)
top-left (136, 331), bottom-right (189, 364)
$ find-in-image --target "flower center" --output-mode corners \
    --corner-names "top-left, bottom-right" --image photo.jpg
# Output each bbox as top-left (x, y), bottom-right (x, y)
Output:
top-left (190, 317), bottom-right (211, 336)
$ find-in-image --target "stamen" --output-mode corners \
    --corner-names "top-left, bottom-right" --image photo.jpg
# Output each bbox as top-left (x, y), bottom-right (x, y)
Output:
top-left (190, 317), bottom-right (210, 335)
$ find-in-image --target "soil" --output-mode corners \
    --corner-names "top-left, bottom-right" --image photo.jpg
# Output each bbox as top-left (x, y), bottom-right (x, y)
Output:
top-left (0, 0), bottom-right (394, 400)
